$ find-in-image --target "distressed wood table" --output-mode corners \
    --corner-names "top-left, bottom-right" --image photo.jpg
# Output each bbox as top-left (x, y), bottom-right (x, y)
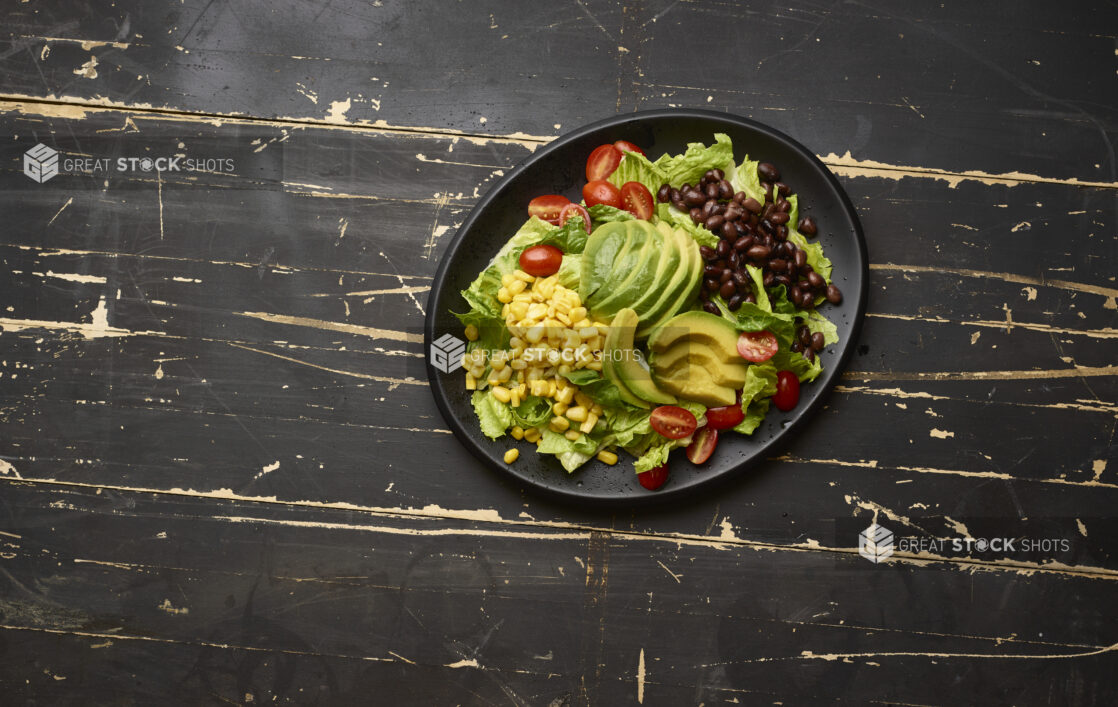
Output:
top-left (1, 2), bottom-right (1115, 704)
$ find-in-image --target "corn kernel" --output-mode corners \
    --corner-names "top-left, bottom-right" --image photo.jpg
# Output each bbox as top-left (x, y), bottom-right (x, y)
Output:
top-left (511, 425), bottom-right (524, 440)
top-left (510, 302), bottom-right (530, 320)
top-left (580, 412), bottom-right (599, 434)
top-left (597, 450), bottom-right (618, 465)
top-left (465, 373), bottom-right (477, 390)
top-left (574, 392), bottom-right (593, 409)
top-left (525, 325), bottom-right (545, 344)
top-left (510, 389), bottom-right (521, 407)
top-left (469, 364), bottom-right (486, 379)
top-left (568, 306), bottom-right (587, 322)
top-left (508, 279), bottom-right (527, 295)
top-left (491, 386), bottom-right (512, 403)
top-left (564, 430), bottom-right (582, 441)
top-left (553, 402), bottom-right (569, 416)
top-left (549, 416), bottom-right (570, 432)
top-left (574, 318), bottom-right (593, 329)
top-left (586, 360), bottom-right (602, 371)
top-left (524, 428), bottom-right (541, 443)
top-left (513, 269), bottom-right (535, 283)
top-left (547, 381), bottom-right (558, 397)
top-left (463, 324), bottom-right (479, 341)
top-left (504, 449), bottom-right (519, 464)
top-left (566, 405), bottom-right (588, 422)
top-left (497, 287), bottom-right (513, 304)
top-left (556, 386), bottom-right (575, 405)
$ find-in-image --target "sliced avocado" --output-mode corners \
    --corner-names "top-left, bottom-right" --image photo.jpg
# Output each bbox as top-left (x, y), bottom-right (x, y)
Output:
top-left (609, 308), bottom-right (678, 405)
top-left (648, 310), bottom-right (740, 357)
top-left (652, 364), bottom-right (738, 407)
top-left (650, 345), bottom-right (749, 388)
top-left (589, 222), bottom-right (666, 322)
top-left (623, 222), bottom-right (682, 323)
top-left (635, 225), bottom-right (703, 338)
top-left (580, 221), bottom-right (635, 303)
top-left (585, 222), bottom-right (658, 321)
top-left (602, 308), bottom-right (650, 409)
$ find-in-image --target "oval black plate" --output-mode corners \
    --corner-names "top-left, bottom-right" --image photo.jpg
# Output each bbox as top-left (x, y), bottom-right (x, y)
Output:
top-left (425, 109), bottom-right (867, 504)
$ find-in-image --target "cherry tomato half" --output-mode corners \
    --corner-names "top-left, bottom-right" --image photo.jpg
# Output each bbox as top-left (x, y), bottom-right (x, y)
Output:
top-left (620, 181), bottom-right (654, 220)
top-left (583, 179), bottom-right (622, 209)
top-left (586, 144), bottom-right (623, 181)
top-left (527, 194), bottom-right (570, 225)
top-left (638, 464), bottom-right (669, 490)
top-left (613, 140), bottom-right (645, 156)
top-left (686, 427), bottom-right (719, 464)
top-left (773, 370), bottom-right (801, 412)
top-left (737, 330), bottom-right (779, 363)
top-left (559, 202), bottom-right (591, 234)
top-left (705, 403), bottom-right (745, 430)
top-left (650, 405), bottom-right (698, 440)
top-left (518, 244), bottom-right (564, 277)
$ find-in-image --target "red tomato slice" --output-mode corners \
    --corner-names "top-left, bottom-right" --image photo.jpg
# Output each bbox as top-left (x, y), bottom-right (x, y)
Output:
top-left (518, 244), bottom-right (564, 277)
top-left (583, 179), bottom-right (622, 209)
top-left (620, 181), bottom-right (654, 220)
top-left (737, 330), bottom-right (779, 363)
top-left (528, 194), bottom-right (570, 225)
top-left (773, 370), bottom-right (801, 412)
top-left (638, 464), bottom-right (669, 490)
top-left (650, 405), bottom-right (698, 440)
top-left (705, 403), bottom-right (745, 430)
top-left (686, 427), bottom-right (719, 464)
top-left (586, 144), bottom-right (623, 181)
top-left (559, 202), bottom-right (591, 233)
top-left (613, 140), bottom-right (645, 156)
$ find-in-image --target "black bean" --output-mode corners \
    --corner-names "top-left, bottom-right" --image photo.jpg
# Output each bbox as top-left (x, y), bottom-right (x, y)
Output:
top-left (690, 207), bottom-right (704, 224)
top-left (685, 190), bottom-right (706, 207)
top-left (714, 258), bottom-right (728, 269)
top-left (728, 250), bottom-right (742, 269)
top-left (718, 180), bottom-right (734, 199)
top-left (703, 277), bottom-right (719, 292)
top-left (775, 181), bottom-right (792, 197)
top-left (797, 326), bottom-right (811, 346)
top-left (810, 332), bottom-right (825, 351)
top-left (656, 184), bottom-right (672, 203)
top-left (721, 221), bottom-right (738, 240)
top-left (671, 197), bottom-right (687, 212)
top-left (719, 269), bottom-right (733, 284)
top-left (744, 293), bottom-right (757, 304)
top-left (770, 211), bottom-right (790, 225)
top-left (774, 274), bottom-right (791, 290)
top-left (800, 289), bottom-right (815, 309)
top-left (724, 205), bottom-right (743, 222)
top-left (793, 249), bottom-right (807, 269)
top-left (732, 271), bottom-right (749, 288)
top-left (758, 162), bottom-right (781, 182)
top-left (776, 225), bottom-right (788, 241)
top-left (703, 264), bottom-right (720, 278)
top-left (785, 260), bottom-right (796, 276)
top-left (728, 294), bottom-right (744, 311)
top-left (703, 301), bottom-right (720, 315)
top-left (761, 203), bottom-right (775, 220)
top-left (712, 202), bottom-right (727, 216)
top-left (769, 258), bottom-right (787, 273)
top-left (760, 218), bottom-right (774, 235)
top-left (733, 191), bottom-right (747, 203)
top-left (790, 284), bottom-right (802, 305)
top-left (802, 348), bottom-right (815, 363)
top-left (716, 239), bottom-right (731, 258)
top-left (719, 280), bottom-right (737, 298)
top-left (798, 216), bottom-right (817, 236)
top-left (760, 182), bottom-right (774, 202)
top-left (733, 235), bottom-right (753, 252)
top-left (807, 271), bottom-right (825, 290)
top-left (825, 284), bottom-right (843, 304)
top-left (742, 197), bottom-right (762, 214)
top-left (703, 169), bottom-right (718, 182)
top-left (791, 340), bottom-right (803, 353)
top-left (670, 188), bottom-right (681, 203)
top-left (705, 182), bottom-right (720, 200)
top-left (705, 214), bottom-right (725, 232)
top-left (702, 200), bottom-right (718, 218)
top-left (699, 288), bottom-right (710, 302)
top-left (698, 245), bottom-right (716, 260)
top-left (762, 271), bottom-right (775, 287)
top-left (746, 244), bottom-right (771, 260)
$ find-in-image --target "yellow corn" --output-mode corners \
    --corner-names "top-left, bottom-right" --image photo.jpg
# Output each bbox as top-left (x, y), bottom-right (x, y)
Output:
top-left (553, 402), bottom-right (569, 416)
top-left (556, 386), bottom-right (575, 405)
top-left (497, 287), bottom-right (512, 304)
top-left (524, 428), bottom-right (541, 443)
top-left (465, 373), bottom-right (477, 390)
top-left (491, 386), bottom-right (512, 404)
top-left (569, 306), bottom-right (587, 322)
top-left (580, 412), bottom-right (598, 434)
top-left (508, 279), bottom-right (527, 295)
top-left (574, 392), bottom-right (593, 409)
top-left (549, 416), bottom-right (570, 432)
top-left (597, 450), bottom-right (618, 465)
top-left (464, 324), bottom-right (479, 341)
top-left (513, 269), bottom-right (535, 283)
top-left (510, 302), bottom-right (530, 320)
top-left (504, 449), bottom-right (519, 464)
top-left (511, 425), bottom-right (524, 440)
top-left (510, 389), bottom-right (521, 407)
top-left (565, 406), bottom-right (588, 423)
top-left (564, 430), bottom-right (582, 441)
top-left (525, 325), bottom-right (545, 344)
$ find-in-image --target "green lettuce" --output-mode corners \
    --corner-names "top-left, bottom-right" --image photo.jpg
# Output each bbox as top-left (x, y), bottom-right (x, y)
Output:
top-left (607, 151), bottom-right (668, 195)
top-left (655, 203), bottom-right (719, 248)
top-left (537, 428), bottom-right (601, 473)
top-left (731, 159), bottom-right (765, 203)
top-left (472, 390), bottom-right (513, 440)
top-left (734, 399), bottom-right (770, 435)
top-left (510, 396), bottom-right (553, 428)
top-left (652, 133), bottom-right (736, 188)
top-left (588, 204), bottom-right (636, 226)
top-left (560, 369), bottom-right (643, 413)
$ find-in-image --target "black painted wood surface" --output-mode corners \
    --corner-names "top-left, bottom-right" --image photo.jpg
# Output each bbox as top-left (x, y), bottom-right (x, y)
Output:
top-left (1, 1), bottom-right (1115, 705)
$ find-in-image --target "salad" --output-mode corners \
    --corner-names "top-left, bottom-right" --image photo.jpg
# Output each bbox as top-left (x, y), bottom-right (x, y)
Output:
top-left (453, 134), bottom-right (842, 490)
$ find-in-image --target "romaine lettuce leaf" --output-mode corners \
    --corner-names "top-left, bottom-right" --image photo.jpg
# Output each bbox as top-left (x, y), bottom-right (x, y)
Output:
top-left (537, 428), bottom-right (600, 473)
top-left (607, 151), bottom-right (668, 195)
top-left (800, 308), bottom-right (839, 347)
top-left (733, 398), bottom-right (770, 435)
top-left (560, 369), bottom-right (643, 412)
top-left (588, 204), bottom-right (636, 226)
top-left (655, 203), bottom-right (719, 248)
top-left (731, 159), bottom-right (765, 203)
top-left (510, 396), bottom-right (553, 428)
top-left (471, 391), bottom-right (513, 440)
top-left (652, 133), bottom-right (736, 188)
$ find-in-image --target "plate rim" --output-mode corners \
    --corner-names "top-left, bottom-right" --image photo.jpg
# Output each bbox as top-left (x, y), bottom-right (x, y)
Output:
top-left (424, 108), bottom-right (868, 505)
